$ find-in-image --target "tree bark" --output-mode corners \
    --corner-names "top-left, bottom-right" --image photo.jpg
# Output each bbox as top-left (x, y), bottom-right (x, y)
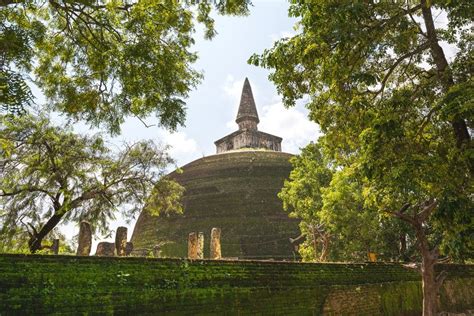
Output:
top-left (415, 222), bottom-right (438, 316)
top-left (420, 1), bottom-right (471, 153)
top-left (28, 213), bottom-right (64, 253)
top-left (319, 233), bottom-right (330, 262)
top-left (389, 200), bottom-right (446, 316)
top-left (0, 0), bottom-right (22, 7)
top-left (310, 225), bottom-right (319, 261)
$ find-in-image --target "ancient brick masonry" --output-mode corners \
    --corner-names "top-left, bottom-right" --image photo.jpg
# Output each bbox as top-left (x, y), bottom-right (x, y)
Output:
top-left (214, 78), bottom-right (282, 153)
top-left (131, 150), bottom-right (299, 259)
top-left (76, 221), bottom-right (92, 256)
top-left (131, 77), bottom-right (299, 259)
top-left (1, 254), bottom-right (473, 314)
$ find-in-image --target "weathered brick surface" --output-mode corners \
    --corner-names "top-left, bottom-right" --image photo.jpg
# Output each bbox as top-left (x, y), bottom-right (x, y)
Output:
top-left (0, 254), bottom-right (472, 315)
top-left (131, 150), bottom-right (300, 259)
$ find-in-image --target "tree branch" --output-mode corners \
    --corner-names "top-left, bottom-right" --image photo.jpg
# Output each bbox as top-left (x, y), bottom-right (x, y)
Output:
top-left (369, 42), bottom-right (429, 96)
top-left (0, 187), bottom-right (55, 199)
top-left (386, 203), bottom-right (415, 225)
top-left (435, 270), bottom-right (448, 291)
top-left (136, 115), bottom-right (157, 128)
top-left (420, 0), bottom-right (472, 155)
top-left (417, 199), bottom-right (437, 222)
top-left (0, 0), bottom-right (23, 7)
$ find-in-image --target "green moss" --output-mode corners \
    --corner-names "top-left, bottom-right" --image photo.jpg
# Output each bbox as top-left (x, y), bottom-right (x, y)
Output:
top-left (378, 281), bottom-right (422, 316)
top-left (439, 278), bottom-right (474, 312)
top-left (0, 254), bottom-right (473, 314)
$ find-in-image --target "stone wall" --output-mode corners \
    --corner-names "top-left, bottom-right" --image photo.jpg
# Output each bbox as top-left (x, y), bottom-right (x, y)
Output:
top-left (0, 254), bottom-right (473, 315)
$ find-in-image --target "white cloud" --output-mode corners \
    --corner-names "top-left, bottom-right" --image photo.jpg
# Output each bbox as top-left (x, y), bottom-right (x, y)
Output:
top-left (157, 129), bottom-right (200, 166)
top-left (270, 30), bottom-right (296, 43)
top-left (222, 74), bottom-right (245, 103)
top-left (259, 102), bottom-right (320, 154)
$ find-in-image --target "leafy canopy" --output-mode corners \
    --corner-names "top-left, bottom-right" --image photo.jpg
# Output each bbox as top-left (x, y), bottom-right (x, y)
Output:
top-left (0, 114), bottom-right (184, 252)
top-left (1, 0), bottom-right (251, 133)
top-left (252, 1), bottom-right (473, 261)
top-left (280, 142), bottom-right (412, 262)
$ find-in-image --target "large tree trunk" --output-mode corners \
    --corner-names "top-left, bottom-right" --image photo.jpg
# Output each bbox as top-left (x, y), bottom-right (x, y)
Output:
top-left (28, 213), bottom-right (64, 253)
top-left (421, 253), bottom-right (437, 316)
top-left (390, 200), bottom-right (446, 316)
top-left (420, 1), bottom-right (472, 162)
top-left (416, 222), bottom-right (439, 316)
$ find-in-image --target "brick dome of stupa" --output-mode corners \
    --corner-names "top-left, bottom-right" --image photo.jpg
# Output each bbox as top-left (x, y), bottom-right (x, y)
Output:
top-left (130, 79), bottom-right (300, 259)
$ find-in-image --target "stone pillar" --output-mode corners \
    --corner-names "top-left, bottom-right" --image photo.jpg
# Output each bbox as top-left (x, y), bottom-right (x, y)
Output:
top-left (76, 221), bottom-right (92, 256)
top-left (115, 226), bottom-right (127, 257)
top-left (188, 232), bottom-right (198, 259)
top-left (51, 239), bottom-right (59, 255)
top-left (152, 245), bottom-right (161, 258)
top-left (96, 242), bottom-right (115, 256)
top-left (125, 242), bottom-right (133, 256)
top-left (197, 232), bottom-right (204, 259)
top-left (210, 228), bottom-right (221, 259)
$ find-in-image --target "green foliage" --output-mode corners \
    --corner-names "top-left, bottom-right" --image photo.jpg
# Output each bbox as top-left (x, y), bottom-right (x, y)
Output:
top-left (0, 114), bottom-right (183, 252)
top-left (0, 226), bottom-right (74, 254)
top-left (253, 1), bottom-right (473, 261)
top-left (0, 0), bottom-right (250, 133)
top-left (280, 143), bottom-right (332, 221)
top-left (280, 142), bottom-right (410, 262)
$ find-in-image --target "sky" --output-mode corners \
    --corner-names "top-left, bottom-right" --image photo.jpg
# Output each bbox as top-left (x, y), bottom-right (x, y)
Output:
top-left (51, 1), bottom-right (321, 249)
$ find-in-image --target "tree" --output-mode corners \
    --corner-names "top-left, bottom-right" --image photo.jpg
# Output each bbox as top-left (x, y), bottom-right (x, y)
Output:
top-left (0, 114), bottom-right (184, 253)
top-left (0, 225), bottom-right (75, 254)
top-left (251, 1), bottom-right (472, 315)
top-left (279, 143), bottom-right (333, 262)
top-left (0, 0), bottom-right (250, 133)
top-left (251, 0), bottom-right (472, 170)
top-left (280, 142), bottom-right (412, 262)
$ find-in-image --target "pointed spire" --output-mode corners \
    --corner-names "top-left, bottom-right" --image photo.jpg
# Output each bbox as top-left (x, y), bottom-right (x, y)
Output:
top-left (236, 78), bottom-right (259, 130)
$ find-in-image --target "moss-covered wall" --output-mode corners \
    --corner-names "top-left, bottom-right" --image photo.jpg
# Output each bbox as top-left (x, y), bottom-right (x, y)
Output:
top-left (1, 254), bottom-right (473, 315)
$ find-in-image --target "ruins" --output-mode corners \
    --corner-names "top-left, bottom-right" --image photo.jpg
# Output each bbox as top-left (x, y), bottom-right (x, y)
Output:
top-left (131, 78), bottom-right (300, 259)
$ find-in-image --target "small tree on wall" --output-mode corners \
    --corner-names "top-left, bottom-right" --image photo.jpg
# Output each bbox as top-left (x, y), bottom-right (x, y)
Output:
top-left (0, 114), bottom-right (184, 253)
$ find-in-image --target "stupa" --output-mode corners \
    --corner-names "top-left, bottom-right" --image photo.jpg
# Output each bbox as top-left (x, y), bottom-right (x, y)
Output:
top-left (131, 78), bottom-right (300, 259)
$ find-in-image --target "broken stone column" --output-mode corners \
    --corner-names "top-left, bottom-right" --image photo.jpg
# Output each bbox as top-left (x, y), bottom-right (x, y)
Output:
top-left (125, 242), bottom-right (133, 256)
top-left (76, 221), bottom-right (92, 256)
top-left (188, 232), bottom-right (198, 259)
top-left (115, 226), bottom-right (128, 257)
top-left (51, 239), bottom-right (59, 255)
top-left (96, 242), bottom-right (115, 256)
top-left (210, 228), bottom-right (221, 259)
top-left (197, 232), bottom-right (204, 259)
